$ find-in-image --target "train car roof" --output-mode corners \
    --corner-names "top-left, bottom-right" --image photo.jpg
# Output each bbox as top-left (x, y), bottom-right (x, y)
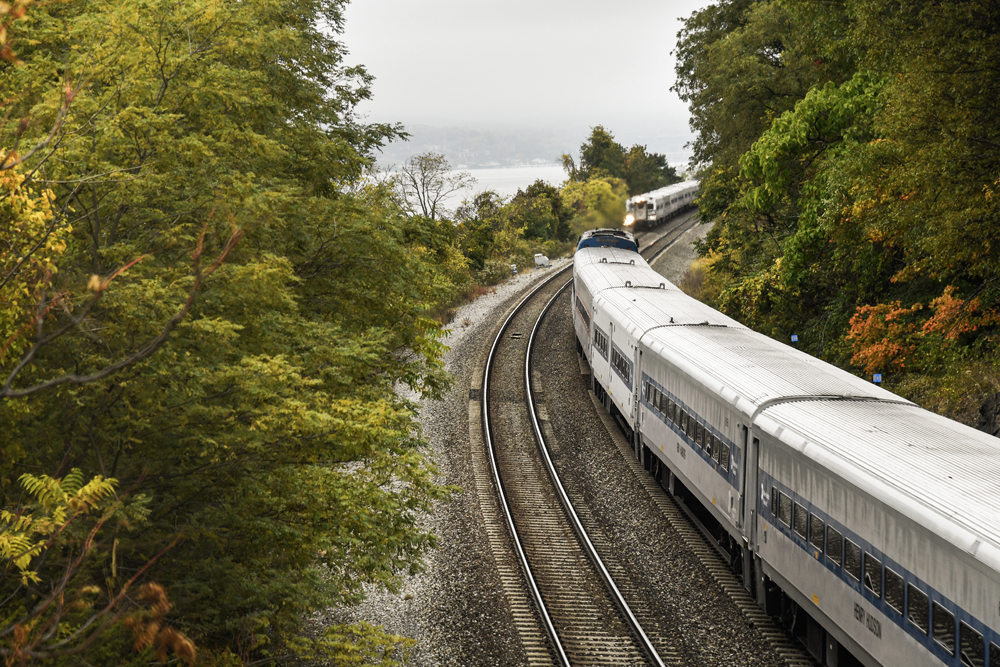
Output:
top-left (576, 263), bottom-right (671, 295)
top-left (757, 400), bottom-right (1000, 569)
top-left (578, 227), bottom-right (636, 241)
top-left (574, 245), bottom-right (647, 269)
top-left (594, 287), bottom-right (743, 331)
top-left (638, 324), bottom-right (905, 412)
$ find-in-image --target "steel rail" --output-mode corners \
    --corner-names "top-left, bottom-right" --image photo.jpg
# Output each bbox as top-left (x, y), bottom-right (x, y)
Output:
top-left (645, 211), bottom-right (700, 265)
top-left (480, 218), bottom-right (692, 666)
top-left (526, 280), bottom-right (669, 667)
top-left (481, 265), bottom-right (574, 667)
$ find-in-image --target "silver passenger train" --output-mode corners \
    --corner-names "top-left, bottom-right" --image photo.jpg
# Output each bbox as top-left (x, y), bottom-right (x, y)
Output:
top-left (624, 180), bottom-right (700, 229)
top-left (572, 228), bottom-right (1000, 667)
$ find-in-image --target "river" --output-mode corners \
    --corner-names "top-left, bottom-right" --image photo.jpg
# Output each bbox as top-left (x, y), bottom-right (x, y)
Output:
top-left (457, 164), bottom-right (569, 198)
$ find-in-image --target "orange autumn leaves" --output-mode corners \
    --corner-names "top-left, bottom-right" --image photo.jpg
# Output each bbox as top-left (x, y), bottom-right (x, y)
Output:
top-left (847, 286), bottom-right (1000, 374)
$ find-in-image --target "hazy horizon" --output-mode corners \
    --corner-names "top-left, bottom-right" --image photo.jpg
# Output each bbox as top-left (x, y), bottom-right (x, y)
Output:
top-left (342, 0), bottom-right (712, 166)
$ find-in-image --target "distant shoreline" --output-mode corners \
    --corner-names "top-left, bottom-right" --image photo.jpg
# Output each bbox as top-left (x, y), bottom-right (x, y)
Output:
top-left (453, 162), bottom-right (563, 170)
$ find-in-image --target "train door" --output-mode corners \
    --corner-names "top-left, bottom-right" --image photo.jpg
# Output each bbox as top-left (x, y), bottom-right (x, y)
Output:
top-left (741, 427), bottom-right (760, 593)
top-left (633, 350), bottom-right (641, 425)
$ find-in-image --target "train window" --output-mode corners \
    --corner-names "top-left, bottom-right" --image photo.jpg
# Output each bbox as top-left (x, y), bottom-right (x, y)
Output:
top-left (793, 503), bottom-right (808, 539)
top-left (885, 568), bottom-right (904, 614)
top-left (908, 584), bottom-right (929, 634)
top-left (686, 414), bottom-right (697, 440)
top-left (704, 432), bottom-right (714, 458)
top-left (695, 422), bottom-right (704, 449)
top-left (770, 487), bottom-right (778, 516)
top-left (594, 328), bottom-right (608, 357)
top-left (576, 296), bottom-right (591, 329)
top-left (989, 643), bottom-right (999, 667)
top-left (712, 436), bottom-right (721, 463)
top-left (611, 348), bottom-right (631, 383)
top-left (645, 383), bottom-right (653, 404)
top-left (826, 527), bottom-right (842, 566)
top-left (863, 553), bottom-right (882, 598)
top-left (720, 443), bottom-right (730, 471)
top-left (658, 392), bottom-right (667, 415)
top-left (679, 410), bottom-right (688, 433)
top-left (809, 514), bottom-right (824, 553)
top-left (933, 602), bottom-right (956, 655)
top-left (959, 622), bottom-right (984, 667)
top-left (667, 399), bottom-right (676, 423)
top-left (845, 540), bottom-right (862, 582)
top-left (777, 492), bottom-right (792, 527)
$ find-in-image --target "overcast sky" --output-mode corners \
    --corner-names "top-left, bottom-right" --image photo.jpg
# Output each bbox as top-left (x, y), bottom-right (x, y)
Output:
top-left (341, 0), bottom-right (714, 157)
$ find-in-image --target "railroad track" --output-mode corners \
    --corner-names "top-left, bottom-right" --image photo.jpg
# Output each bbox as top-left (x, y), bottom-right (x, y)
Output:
top-left (477, 216), bottom-right (699, 666)
top-left (475, 212), bottom-right (817, 666)
top-left (483, 270), bottom-right (672, 667)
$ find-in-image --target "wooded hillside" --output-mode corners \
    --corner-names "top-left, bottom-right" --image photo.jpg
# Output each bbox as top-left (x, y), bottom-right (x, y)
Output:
top-left (0, 0), bottom-right (642, 661)
top-left (676, 0), bottom-right (1000, 427)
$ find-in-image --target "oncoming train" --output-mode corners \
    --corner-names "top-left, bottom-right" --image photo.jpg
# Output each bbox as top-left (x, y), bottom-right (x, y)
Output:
top-left (572, 228), bottom-right (1000, 667)
top-left (624, 180), bottom-right (700, 229)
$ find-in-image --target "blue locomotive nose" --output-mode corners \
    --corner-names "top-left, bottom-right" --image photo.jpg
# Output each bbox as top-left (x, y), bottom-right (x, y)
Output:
top-left (576, 228), bottom-right (639, 253)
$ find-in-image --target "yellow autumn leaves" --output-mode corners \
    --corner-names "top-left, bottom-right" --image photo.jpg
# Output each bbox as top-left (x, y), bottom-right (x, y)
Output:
top-left (0, 161), bottom-right (70, 362)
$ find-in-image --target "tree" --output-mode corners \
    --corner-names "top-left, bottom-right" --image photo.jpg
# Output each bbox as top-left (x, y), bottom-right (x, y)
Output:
top-left (561, 175), bottom-right (629, 234)
top-left (507, 180), bottom-right (573, 241)
top-left (0, 0), bottom-right (455, 662)
top-left (563, 126), bottom-right (679, 196)
top-left (623, 146), bottom-right (680, 197)
top-left (455, 190), bottom-right (519, 269)
top-left (397, 152), bottom-right (476, 220)
top-left (675, 0), bottom-right (1000, 422)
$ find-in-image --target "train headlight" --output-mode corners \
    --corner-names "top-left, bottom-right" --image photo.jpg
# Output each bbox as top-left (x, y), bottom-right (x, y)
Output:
top-left (624, 214), bottom-right (635, 226)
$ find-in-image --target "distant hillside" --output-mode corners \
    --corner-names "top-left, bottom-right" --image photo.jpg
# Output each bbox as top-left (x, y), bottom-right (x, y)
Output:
top-left (375, 125), bottom-right (576, 168)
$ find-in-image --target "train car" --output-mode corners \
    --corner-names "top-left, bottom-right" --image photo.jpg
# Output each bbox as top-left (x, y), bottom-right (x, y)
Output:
top-left (572, 240), bottom-right (659, 365)
top-left (635, 321), bottom-right (903, 561)
top-left (590, 285), bottom-right (742, 443)
top-left (754, 400), bottom-right (1000, 667)
top-left (624, 180), bottom-right (700, 229)
top-left (570, 236), bottom-right (1000, 667)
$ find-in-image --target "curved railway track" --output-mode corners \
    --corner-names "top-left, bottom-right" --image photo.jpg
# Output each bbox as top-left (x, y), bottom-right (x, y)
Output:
top-left (483, 269), bottom-right (668, 666)
top-left (478, 216), bottom-right (700, 666)
top-left (474, 210), bottom-right (823, 666)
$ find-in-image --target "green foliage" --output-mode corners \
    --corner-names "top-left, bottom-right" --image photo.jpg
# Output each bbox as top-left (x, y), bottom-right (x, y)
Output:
top-left (455, 190), bottom-right (522, 271)
top-left (454, 179), bottom-right (574, 274)
top-left (1, 469), bottom-right (116, 584)
top-left (507, 180), bottom-right (573, 242)
top-left (677, 0), bottom-right (1000, 421)
top-left (563, 126), bottom-right (679, 196)
top-left (291, 622), bottom-right (414, 666)
top-left (0, 164), bottom-right (65, 366)
top-left (561, 175), bottom-right (630, 235)
top-left (0, 0), bottom-right (458, 662)
top-left (475, 259), bottom-right (516, 287)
